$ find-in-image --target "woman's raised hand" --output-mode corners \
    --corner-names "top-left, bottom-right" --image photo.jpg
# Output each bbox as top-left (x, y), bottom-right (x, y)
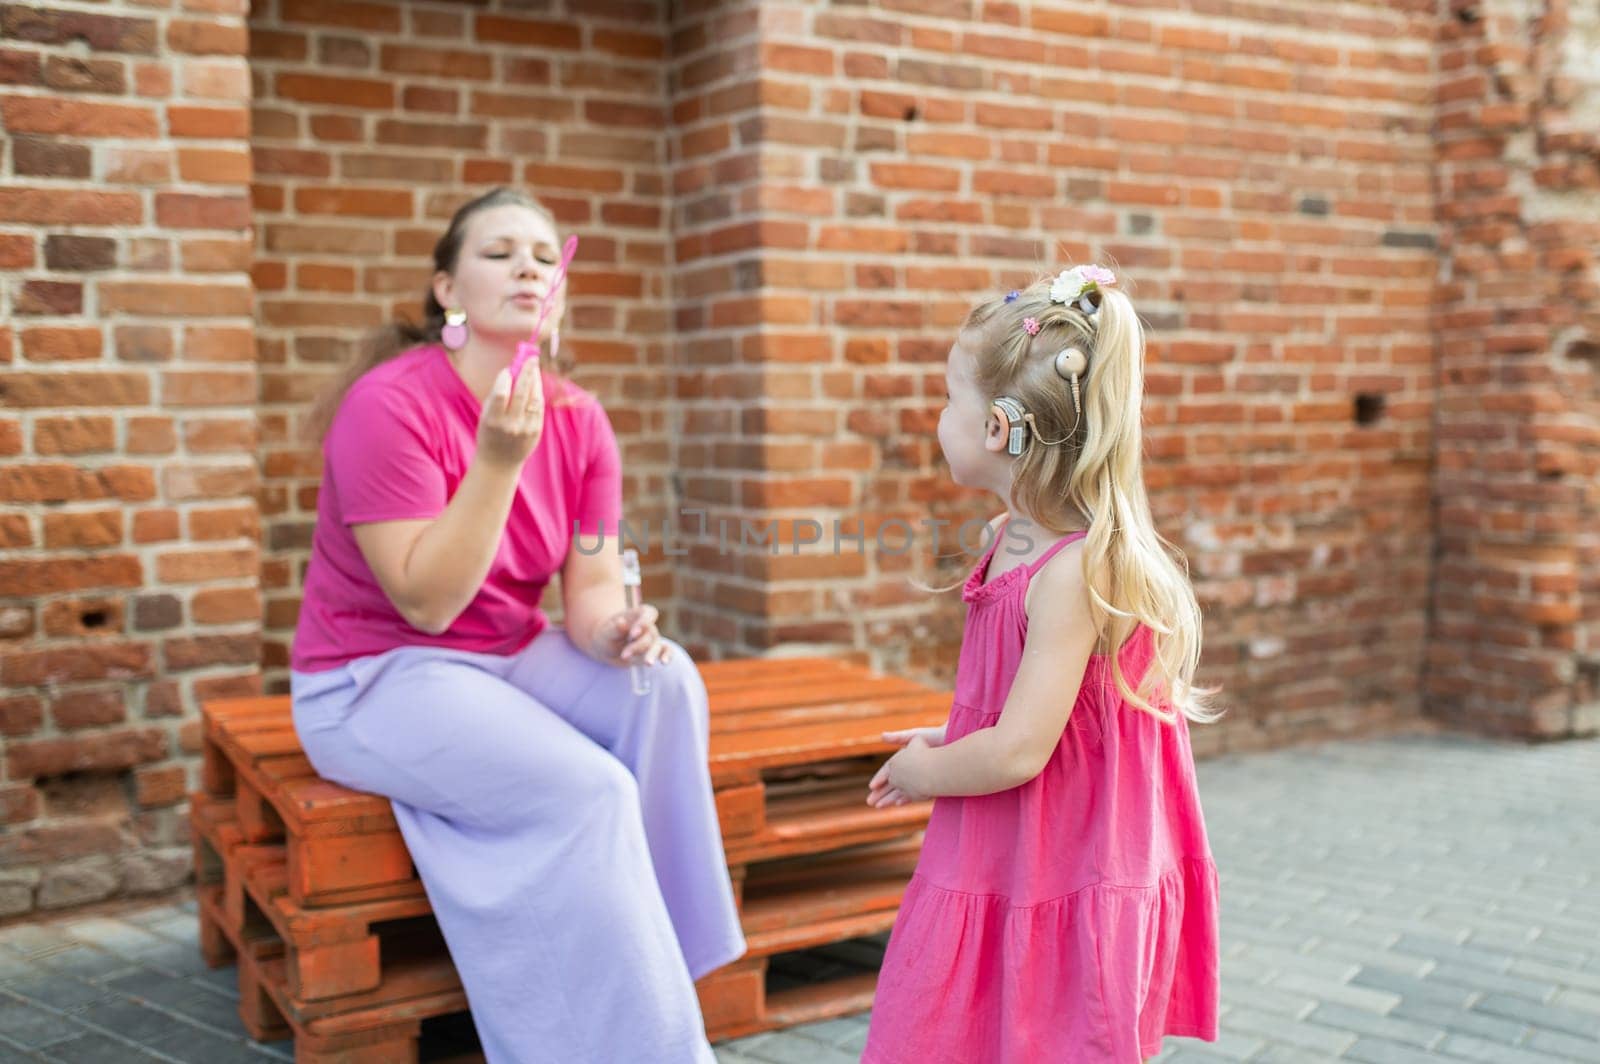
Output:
top-left (476, 365), bottom-right (544, 471)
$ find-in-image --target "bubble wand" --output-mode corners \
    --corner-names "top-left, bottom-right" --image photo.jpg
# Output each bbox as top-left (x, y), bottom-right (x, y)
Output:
top-left (509, 234), bottom-right (579, 389)
top-left (620, 548), bottom-right (651, 695)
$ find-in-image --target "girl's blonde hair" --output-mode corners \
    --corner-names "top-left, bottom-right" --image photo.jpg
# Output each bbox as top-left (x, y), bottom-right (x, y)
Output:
top-left (965, 275), bottom-right (1218, 724)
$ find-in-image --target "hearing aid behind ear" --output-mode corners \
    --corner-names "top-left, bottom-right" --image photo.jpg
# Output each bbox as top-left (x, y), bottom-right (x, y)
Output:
top-left (990, 396), bottom-right (1029, 456)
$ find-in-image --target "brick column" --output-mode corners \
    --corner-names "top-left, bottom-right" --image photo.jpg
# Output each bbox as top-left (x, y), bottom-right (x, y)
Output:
top-left (1, 0), bottom-right (257, 916)
top-left (1428, 0), bottom-right (1600, 737)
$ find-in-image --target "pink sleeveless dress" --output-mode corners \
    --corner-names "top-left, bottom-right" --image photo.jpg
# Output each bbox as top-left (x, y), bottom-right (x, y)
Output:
top-left (863, 529), bottom-right (1220, 1063)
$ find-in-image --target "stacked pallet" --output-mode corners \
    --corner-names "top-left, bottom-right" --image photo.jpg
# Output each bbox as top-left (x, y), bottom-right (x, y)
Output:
top-left (193, 657), bottom-right (948, 1060)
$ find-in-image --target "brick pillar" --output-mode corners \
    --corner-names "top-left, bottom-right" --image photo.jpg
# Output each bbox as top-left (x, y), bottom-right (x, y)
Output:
top-left (666, 2), bottom-right (1010, 666)
top-left (1428, 0), bottom-right (1600, 737)
top-left (0, 0), bottom-right (257, 916)
top-left (665, 0), bottom-right (768, 657)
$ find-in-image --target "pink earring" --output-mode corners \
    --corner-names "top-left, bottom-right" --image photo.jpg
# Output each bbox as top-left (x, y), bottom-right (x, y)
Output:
top-left (441, 308), bottom-right (468, 350)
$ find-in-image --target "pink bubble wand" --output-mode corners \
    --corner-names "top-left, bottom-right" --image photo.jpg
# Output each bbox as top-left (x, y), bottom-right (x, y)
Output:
top-left (509, 233), bottom-right (580, 386)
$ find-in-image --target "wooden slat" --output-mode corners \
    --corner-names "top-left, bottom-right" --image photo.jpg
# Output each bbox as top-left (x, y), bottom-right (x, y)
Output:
top-left (698, 657), bottom-right (856, 689)
top-left (709, 676), bottom-right (932, 717)
top-left (725, 779), bottom-right (931, 866)
top-left (763, 972), bottom-right (878, 1030)
top-left (709, 707), bottom-right (947, 781)
top-left (710, 693), bottom-right (945, 734)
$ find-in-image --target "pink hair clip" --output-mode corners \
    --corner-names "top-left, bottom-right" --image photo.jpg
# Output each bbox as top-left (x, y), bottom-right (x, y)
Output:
top-left (1022, 317), bottom-right (1041, 336)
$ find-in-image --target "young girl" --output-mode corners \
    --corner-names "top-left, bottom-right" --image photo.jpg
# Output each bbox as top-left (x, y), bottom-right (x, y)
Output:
top-left (863, 267), bottom-right (1221, 1063)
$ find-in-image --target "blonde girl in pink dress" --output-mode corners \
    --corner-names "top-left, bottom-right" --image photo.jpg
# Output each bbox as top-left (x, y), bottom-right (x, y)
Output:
top-left (863, 268), bottom-right (1222, 1063)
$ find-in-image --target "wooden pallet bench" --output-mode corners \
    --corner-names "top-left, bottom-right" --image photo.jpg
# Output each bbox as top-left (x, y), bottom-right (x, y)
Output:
top-left (194, 656), bottom-right (946, 1053)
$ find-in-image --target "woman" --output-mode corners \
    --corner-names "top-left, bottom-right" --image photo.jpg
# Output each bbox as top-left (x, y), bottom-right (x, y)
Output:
top-left (289, 187), bottom-right (745, 1063)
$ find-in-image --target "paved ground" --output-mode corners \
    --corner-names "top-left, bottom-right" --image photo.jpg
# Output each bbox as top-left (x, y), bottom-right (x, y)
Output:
top-left (1, 732), bottom-right (1597, 1062)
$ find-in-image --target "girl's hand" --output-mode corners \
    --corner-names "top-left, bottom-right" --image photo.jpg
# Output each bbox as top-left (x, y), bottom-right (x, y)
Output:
top-left (589, 603), bottom-right (673, 668)
top-left (882, 724), bottom-right (947, 748)
top-left (867, 735), bottom-right (933, 808)
top-left (476, 366), bottom-right (544, 472)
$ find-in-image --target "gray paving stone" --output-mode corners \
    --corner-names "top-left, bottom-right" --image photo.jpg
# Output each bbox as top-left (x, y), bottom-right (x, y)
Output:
top-left (784, 1015), bottom-right (867, 1048)
top-left (27, 949), bottom-right (128, 982)
top-left (0, 928), bottom-right (70, 957)
top-left (0, 998), bottom-right (82, 1049)
top-left (1513, 942), bottom-right (1593, 971)
top-left (1343, 1037), bottom-right (1445, 1064)
top-left (1427, 961), bottom-right (1562, 1003)
top-left (1386, 998), bottom-right (1529, 1043)
top-left (0, 976), bottom-right (111, 1012)
top-left (1219, 1005), bottom-right (1359, 1055)
top-left (1244, 1045), bottom-right (1330, 1063)
top-left (1304, 1002), bottom-right (1442, 1048)
top-left (136, 915), bottom-right (200, 946)
top-left (102, 969), bottom-right (210, 1007)
top-left (35, 1033), bottom-right (167, 1063)
top-left (1271, 971), bottom-right (1401, 1014)
top-left (74, 999), bottom-right (189, 1043)
top-left (1551, 986), bottom-right (1600, 1016)
top-left (117, 941), bottom-right (211, 980)
top-left (1350, 967), bottom-right (1477, 1009)
top-left (145, 1024), bottom-right (286, 1064)
top-left (713, 1050), bottom-right (763, 1064)
top-left (1436, 1033), bottom-right (1581, 1063)
top-left (0, 955), bottom-right (30, 983)
top-left (1222, 982), bottom-right (1317, 1021)
top-left (1521, 1027), bottom-right (1600, 1061)
top-left (731, 1031), bottom-right (860, 1064)
top-left (146, 991), bottom-right (246, 1037)
top-left (187, 967), bottom-right (239, 999)
top-left (55, 920), bottom-right (169, 959)
top-left (1470, 993), bottom-right (1600, 1039)
top-left (1161, 1030), bottom-right (1262, 1060)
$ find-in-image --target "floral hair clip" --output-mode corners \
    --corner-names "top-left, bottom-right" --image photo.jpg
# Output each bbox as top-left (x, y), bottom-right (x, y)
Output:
top-left (1004, 290), bottom-right (1020, 303)
top-left (1049, 265), bottom-right (1116, 316)
top-left (1022, 317), bottom-right (1041, 335)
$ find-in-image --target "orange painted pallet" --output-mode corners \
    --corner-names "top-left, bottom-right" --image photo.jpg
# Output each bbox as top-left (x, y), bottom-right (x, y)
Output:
top-left (198, 884), bottom-right (471, 1064)
top-left (196, 657), bottom-right (948, 1049)
top-left (193, 793), bottom-right (436, 1003)
top-left (201, 657), bottom-right (945, 907)
top-left (196, 793), bottom-right (921, 1047)
top-left (698, 837), bottom-right (921, 1042)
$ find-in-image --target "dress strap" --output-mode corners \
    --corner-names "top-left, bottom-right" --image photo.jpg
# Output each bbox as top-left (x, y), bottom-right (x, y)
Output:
top-left (1026, 528), bottom-right (1089, 575)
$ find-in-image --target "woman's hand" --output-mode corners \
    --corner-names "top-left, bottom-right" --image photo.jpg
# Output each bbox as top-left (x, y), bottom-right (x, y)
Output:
top-left (867, 734), bottom-right (936, 808)
top-left (587, 603), bottom-right (673, 668)
top-left (475, 365), bottom-right (544, 471)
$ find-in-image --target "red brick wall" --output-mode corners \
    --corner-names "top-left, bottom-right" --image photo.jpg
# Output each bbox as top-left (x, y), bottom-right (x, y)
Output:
top-left (247, 0), bottom-right (676, 688)
top-left (2, 0), bottom-right (257, 916)
top-left (1428, 0), bottom-right (1600, 738)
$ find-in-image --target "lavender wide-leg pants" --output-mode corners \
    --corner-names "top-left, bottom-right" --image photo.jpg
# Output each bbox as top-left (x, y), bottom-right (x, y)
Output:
top-left (289, 629), bottom-right (746, 1064)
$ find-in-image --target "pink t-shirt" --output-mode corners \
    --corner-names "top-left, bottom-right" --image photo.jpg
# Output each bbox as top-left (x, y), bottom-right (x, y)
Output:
top-left (291, 344), bottom-right (622, 673)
